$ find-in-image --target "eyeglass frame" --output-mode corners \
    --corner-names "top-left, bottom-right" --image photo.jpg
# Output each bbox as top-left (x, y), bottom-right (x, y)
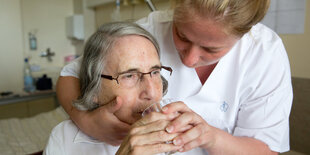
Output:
top-left (100, 66), bottom-right (173, 85)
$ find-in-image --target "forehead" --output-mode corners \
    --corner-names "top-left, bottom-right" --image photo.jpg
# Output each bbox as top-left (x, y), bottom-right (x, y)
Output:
top-left (106, 35), bottom-right (160, 73)
top-left (175, 15), bottom-right (237, 48)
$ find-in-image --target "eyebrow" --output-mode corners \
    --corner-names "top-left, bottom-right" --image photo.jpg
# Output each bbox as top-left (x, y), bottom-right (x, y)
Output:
top-left (202, 46), bottom-right (222, 51)
top-left (176, 27), bottom-right (190, 41)
top-left (118, 65), bottom-right (162, 74)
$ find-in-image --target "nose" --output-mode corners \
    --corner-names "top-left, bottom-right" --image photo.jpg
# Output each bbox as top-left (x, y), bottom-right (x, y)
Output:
top-left (139, 75), bottom-right (158, 101)
top-left (181, 44), bottom-right (200, 67)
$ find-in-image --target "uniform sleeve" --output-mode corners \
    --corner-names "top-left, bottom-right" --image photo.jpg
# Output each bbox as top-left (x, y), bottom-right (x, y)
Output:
top-left (233, 39), bottom-right (293, 153)
top-left (234, 86), bottom-right (292, 152)
top-left (135, 12), bottom-right (154, 35)
top-left (60, 57), bottom-right (82, 78)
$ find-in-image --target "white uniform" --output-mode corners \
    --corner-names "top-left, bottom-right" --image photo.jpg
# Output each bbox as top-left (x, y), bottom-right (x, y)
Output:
top-left (53, 11), bottom-right (293, 154)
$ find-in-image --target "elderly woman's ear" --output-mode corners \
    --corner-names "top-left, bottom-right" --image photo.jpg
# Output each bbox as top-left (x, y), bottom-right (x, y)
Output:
top-left (161, 75), bottom-right (168, 96)
top-left (92, 96), bottom-right (98, 104)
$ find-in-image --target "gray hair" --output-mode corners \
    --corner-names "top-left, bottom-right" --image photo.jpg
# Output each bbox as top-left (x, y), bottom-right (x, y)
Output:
top-left (73, 22), bottom-right (167, 111)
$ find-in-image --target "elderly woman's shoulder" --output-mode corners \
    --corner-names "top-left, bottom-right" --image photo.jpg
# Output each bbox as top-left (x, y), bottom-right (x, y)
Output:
top-left (50, 120), bottom-right (79, 137)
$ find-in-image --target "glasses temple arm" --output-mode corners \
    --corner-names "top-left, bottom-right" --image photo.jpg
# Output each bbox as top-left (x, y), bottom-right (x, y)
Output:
top-left (161, 66), bottom-right (173, 75)
top-left (101, 75), bottom-right (114, 80)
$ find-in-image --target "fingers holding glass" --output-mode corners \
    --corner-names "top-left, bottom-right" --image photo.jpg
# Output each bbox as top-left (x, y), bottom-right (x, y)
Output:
top-left (138, 99), bottom-right (180, 154)
top-left (130, 130), bottom-right (180, 146)
top-left (123, 116), bottom-right (181, 155)
top-left (164, 107), bottom-right (217, 152)
top-left (130, 143), bottom-right (182, 155)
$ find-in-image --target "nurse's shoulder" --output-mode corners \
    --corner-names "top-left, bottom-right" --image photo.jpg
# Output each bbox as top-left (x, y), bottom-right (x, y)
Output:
top-left (250, 23), bottom-right (283, 46)
top-left (136, 10), bottom-right (173, 25)
top-left (241, 23), bottom-right (287, 61)
top-left (136, 10), bottom-right (173, 33)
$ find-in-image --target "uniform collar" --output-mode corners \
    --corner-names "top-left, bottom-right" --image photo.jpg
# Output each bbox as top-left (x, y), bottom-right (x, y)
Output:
top-left (73, 129), bottom-right (104, 144)
top-left (153, 10), bottom-right (173, 23)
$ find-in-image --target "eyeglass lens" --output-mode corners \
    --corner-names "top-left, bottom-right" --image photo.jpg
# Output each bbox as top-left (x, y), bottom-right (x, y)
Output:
top-left (118, 69), bottom-right (162, 87)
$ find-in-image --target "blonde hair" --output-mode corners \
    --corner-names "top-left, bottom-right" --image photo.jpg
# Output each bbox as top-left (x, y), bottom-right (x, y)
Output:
top-left (172, 0), bottom-right (270, 36)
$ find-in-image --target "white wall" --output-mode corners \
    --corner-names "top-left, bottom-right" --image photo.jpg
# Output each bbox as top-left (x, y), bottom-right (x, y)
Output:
top-left (0, 0), bottom-right (24, 93)
top-left (0, 0), bottom-right (79, 93)
top-left (82, 0), bottom-right (96, 45)
top-left (21, 0), bottom-right (76, 83)
top-left (280, 0), bottom-right (310, 79)
top-left (95, 0), bottom-right (170, 27)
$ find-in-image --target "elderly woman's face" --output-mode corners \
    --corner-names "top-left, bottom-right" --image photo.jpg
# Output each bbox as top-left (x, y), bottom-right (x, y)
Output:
top-left (99, 35), bottom-right (163, 124)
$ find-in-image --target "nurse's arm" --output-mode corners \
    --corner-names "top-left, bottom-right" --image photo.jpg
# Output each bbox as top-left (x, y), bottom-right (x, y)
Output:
top-left (56, 76), bottom-right (80, 120)
top-left (56, 76), bottom-right (130, 145)
top-left (205, 128), bottom-right (278, 155)
top-left (162, 102), bottom-right (278, 155)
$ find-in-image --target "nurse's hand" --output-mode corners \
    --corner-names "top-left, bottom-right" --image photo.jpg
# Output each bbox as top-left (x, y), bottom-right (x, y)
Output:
top-left (57, 76), bottom-right (131, 146)
top-left (116, 112), bottom-right (183, 155)
top-left (162, 102), bottom-right (220, 152)
top-left (76, 97), bottom-right (131, 146)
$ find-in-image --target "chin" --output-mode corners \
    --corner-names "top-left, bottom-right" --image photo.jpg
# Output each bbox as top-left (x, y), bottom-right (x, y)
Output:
top-left (195, 61), bottom-right (219, 68)
top-left (180, 58), bottom-right (217, 68)
top-left (183, 62), bottom-right (211, 68)
top-left (118, 114), bottom-right (141, 125)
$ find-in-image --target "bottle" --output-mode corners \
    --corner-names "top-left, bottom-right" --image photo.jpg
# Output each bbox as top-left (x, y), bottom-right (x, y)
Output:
top-left (29, 32), bottom-right (37, 51)
top-left (111, 0), bottom-right (121, 22)
top-left (24, 58), bottom-right (35, 92)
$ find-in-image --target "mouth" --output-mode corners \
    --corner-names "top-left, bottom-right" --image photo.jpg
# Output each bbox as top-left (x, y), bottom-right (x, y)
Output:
top-left (131, 112), bottom-right (143, 121)
top-left (135, 104), bottom-right (153, 116)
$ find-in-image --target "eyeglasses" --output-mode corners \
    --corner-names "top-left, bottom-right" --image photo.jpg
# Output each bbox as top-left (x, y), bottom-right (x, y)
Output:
top-left (101, 66), bottom-right (172, 88)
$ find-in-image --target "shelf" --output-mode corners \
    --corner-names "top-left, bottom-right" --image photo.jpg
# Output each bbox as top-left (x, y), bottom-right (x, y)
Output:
top-left (86, 0), bottom-right (160, 8)
top-left (87, 0), bottom-right (114, 8)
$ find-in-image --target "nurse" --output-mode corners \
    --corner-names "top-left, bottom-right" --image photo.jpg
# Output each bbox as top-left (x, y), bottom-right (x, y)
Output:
top-left (57, 0), bottom-right (293, 154)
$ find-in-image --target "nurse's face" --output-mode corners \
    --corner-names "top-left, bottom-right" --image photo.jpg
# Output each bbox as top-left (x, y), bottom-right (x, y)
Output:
top-left (99, 35), bottom-right (163, 125)
top-left (172, 14), bottom-right (239, 68)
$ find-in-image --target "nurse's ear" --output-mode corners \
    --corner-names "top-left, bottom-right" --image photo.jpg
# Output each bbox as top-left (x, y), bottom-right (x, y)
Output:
top-left (161, 75), bottom-right (168, 96)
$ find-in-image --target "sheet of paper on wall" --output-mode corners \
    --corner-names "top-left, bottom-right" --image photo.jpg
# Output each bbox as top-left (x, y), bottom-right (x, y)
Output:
top-left (261, 0), bottom-right (306, 34)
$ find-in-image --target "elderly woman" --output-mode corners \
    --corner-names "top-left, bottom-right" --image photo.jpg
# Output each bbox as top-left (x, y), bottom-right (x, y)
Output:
top-left (44, 22), bottom-right (179, 154)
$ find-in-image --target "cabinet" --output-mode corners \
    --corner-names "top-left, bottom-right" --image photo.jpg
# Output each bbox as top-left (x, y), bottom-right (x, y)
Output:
top-left (66, 15), bottom-right (84, 40)
top-left (0, 92), bottom-right (58, 119)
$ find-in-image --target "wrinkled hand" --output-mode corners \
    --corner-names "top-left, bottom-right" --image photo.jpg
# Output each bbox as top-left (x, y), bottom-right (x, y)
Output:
top-left (162, 102), bottom-right (219, 152)
top-left (77, 97), bottom-right (131, 146)
top-left (116, 112), bottom-right (184, 155)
